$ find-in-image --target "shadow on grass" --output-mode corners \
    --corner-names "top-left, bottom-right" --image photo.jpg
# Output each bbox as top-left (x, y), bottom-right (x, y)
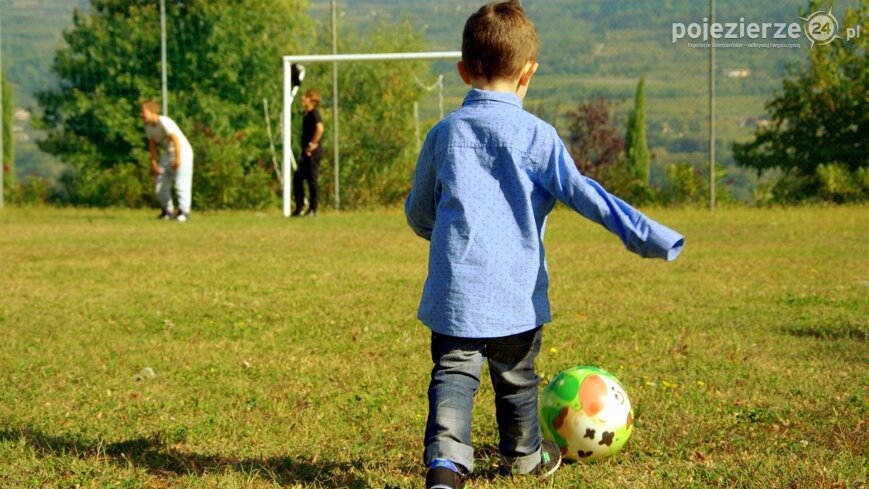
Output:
top-left (0, 425), bottom-right (386, 487)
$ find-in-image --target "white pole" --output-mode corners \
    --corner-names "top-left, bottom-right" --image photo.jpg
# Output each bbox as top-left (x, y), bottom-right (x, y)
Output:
top-left (331, 0), bottom-right (340, 210)
top-left (280, 51), bottom-right (461, 217)
top-left (282, 60), bottom-right (293, 217)
top-left (438, 74), bottom-right (444, 120)
top-left (413, 101), bottom-right (420, 152)
top-left (0, 11), bottom-right (4, 209)
top-left (160, 0), bottom-right (168, 116)
top-left (709, 0), bottom-right (716, 211)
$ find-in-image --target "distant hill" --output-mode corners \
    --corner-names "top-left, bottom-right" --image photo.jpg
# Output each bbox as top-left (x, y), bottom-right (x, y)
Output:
top-left (1, 0), bottom-right (89, 183)
top-left (2, 0), bottom-right (89, 106)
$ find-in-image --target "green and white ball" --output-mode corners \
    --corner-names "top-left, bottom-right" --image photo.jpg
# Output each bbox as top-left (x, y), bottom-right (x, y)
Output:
top-left (539, 366), bottom-right (634, 462)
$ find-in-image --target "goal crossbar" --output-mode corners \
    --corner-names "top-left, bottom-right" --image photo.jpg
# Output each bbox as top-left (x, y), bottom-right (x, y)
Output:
top-left (281, 51), bottom-right (461, 217)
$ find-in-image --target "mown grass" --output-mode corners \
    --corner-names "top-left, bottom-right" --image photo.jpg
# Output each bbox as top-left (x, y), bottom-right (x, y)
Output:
top-left (0, 206), bottom-right (866, 488)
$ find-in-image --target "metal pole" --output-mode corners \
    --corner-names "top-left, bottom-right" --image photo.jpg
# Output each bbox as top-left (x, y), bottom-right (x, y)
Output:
top-left (709, 0), bottom-right (716, 210)
top-left (0, 11), bottom-right (4, 209)
top-left (438, 74), bottom-right (444, 120)
top-left (283, 60), bottom-right (293, 217)
top-left (160, 0), bottom-right (168, 115)
top-left (413, 101), bottom-right (420, 152)
top-left (331, 0), bottom-right (340, 210)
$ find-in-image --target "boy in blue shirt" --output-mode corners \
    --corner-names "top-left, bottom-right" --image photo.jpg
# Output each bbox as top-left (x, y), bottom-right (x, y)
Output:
top-left (405, 1), bottom-right (684, 487)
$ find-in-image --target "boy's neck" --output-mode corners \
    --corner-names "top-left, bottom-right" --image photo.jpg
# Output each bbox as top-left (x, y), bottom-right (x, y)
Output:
top-left (458, 61), bottom-right (537, 101)
top-left (469, 76), bottom-right (521, 95)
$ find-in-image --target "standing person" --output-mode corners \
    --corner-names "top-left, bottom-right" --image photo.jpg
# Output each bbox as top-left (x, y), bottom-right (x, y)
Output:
top-left (292, 89), bottom-right (324, 217)
top-left (405, 2), bottom-right (685, 488)
top-left (140, 100), bottom-right (194, 222)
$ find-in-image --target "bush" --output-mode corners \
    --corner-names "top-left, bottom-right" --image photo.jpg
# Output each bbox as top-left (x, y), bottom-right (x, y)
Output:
top-left (662, 162), bottom-right (702, 205)
top-left (755, 164), bottom-right (868, 205)
top-left (11, 176), bottom-right (53, 205)
top-left (188, 126), bottom-right (277, 210)
top-left (597, 160), bottom-right (655, 207)
top-left (54, 163), bottom-right (150, 208)
top-left (816, 163), bottom-right (863, 203)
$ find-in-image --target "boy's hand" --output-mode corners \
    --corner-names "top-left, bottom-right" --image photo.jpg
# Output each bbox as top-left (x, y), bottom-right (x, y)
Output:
top-left (151, 162), bottom-right (162, 176)
top-left (172, 160), bottom-right (179, 170)
top-left (305, 141), bottom-right (318, 157)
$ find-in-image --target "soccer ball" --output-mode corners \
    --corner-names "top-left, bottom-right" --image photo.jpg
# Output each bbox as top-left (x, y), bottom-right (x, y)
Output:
top-left (539, 366), bottom-right (634, 462)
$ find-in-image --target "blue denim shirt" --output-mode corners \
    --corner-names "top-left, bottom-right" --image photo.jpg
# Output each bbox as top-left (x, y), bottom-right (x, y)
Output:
top-left (406, 89), bottom-right (684, 338)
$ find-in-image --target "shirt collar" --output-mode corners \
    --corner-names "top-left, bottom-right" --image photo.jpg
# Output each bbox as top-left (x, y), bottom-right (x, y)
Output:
top-left (462, 88), bottom-right (523, 109)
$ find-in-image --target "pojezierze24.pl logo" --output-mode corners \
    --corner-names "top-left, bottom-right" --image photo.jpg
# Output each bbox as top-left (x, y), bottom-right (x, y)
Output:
top-left (672, 8), bottom-right (862, 49)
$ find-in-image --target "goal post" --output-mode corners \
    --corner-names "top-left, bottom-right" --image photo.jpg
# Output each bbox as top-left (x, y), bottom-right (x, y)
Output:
top-left (281, 51), bottom-right (461, 217)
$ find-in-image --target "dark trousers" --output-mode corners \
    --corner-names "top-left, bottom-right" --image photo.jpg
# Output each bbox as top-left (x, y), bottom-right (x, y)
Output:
top-left (293, 154), bottom-right (320, 212)
top-left (423, 326), bottom-right (543, 474)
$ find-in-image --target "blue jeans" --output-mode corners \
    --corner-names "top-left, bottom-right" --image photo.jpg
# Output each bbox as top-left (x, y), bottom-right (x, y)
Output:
top-left (423, 326), bottom-right (543, 474)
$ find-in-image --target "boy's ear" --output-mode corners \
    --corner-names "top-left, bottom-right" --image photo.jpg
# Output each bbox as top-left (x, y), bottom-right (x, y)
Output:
top-left (518, 62), bottom-right (539, 88)
top-left (457, 61), bottom-right (472, 85)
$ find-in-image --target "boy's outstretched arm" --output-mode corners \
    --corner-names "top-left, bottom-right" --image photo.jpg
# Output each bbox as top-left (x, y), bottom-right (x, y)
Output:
top-left (537, 135), bottom-right (684, 261)
top-left (405, 148), bottom-right (438, 241)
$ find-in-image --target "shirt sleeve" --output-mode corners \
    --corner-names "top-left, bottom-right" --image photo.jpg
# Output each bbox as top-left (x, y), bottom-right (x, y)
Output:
top-left (405, 142), bottom-right (437, 241)
top-left (536, 132), bottom-right (684, 261)
top-left (313, 109), bottom-right (323, 124)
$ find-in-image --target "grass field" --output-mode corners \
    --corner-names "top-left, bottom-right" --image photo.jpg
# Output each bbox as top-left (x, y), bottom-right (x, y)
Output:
top-left (0, 206), bottom-right (866, 488)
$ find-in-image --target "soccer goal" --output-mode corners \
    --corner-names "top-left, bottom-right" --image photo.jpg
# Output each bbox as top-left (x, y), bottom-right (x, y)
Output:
top-left (281, 51), bottom-right (461, 217)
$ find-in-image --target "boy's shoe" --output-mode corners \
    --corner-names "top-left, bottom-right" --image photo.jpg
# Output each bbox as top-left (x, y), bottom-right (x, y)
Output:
top-left (500, 440), bottom-right (562, 478)
top-left (158, 209), bottom-right (174, 220)
top-left (305, 209), bottom-right (316, 218)
top-left (534, 440), bottom-right (562, 478)
top-left (176, 213), bottom-right (188, 223)
top-left (426, 459), bottom-right (466, 489)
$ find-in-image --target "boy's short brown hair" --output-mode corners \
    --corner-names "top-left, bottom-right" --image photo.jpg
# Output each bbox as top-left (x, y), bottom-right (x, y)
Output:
top-left (304, 89), bottom-right (322, 108)
top-left (462, 1), bottom-right (540, 81)
top-left (140, 99), bottom-right (160, 114)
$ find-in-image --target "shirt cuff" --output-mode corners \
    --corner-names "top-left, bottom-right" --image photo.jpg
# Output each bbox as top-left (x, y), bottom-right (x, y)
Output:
top-left (647, 225), bottom-right (684, 261)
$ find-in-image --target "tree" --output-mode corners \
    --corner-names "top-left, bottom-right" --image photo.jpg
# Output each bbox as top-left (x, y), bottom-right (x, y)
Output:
top-left (37, 0), bottom-right (311, 208)
top-left (2, 69), bottom-right (13, 197)
top-left (624, 76), bottom-right (650, 186)
top-left (565, 96), bottom-right (624, 181)
top-left (733, 1), bottom-right (868, 201)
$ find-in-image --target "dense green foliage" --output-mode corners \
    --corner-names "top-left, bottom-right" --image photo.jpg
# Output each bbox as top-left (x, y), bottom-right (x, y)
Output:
top-left (0, 207), bottom-right (866, 487)
top-left (734, 0), bottom-right (869, 203)
top-left (36, 0), bottom-right (311, 208)
top-left (1, 69), bottom-right (12, 197)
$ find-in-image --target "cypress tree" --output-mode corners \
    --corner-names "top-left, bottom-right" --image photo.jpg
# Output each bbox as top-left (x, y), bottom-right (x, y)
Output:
top-left (625, 76), bottom-right (650, 185)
